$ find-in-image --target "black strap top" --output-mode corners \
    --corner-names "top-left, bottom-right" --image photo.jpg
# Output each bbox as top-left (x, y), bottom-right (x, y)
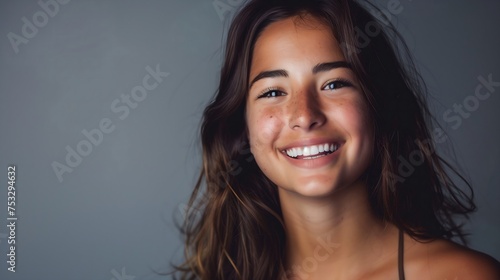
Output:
top-left (398, 229), bottom-right (406, 280)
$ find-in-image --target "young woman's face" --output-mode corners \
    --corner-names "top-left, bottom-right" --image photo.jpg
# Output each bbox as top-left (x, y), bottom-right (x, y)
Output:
top-left (245, 16), bottom-right (374, 198)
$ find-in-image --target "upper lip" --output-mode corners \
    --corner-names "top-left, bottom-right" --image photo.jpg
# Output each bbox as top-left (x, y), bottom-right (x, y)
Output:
top-left (279, 137), bottom-right (344, 152)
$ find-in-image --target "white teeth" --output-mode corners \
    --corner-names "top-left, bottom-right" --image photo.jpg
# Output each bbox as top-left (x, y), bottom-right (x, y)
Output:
top-left (310, 146), bottom-right (319, 155)
top-left (284, 143), bottom-right (339, 158)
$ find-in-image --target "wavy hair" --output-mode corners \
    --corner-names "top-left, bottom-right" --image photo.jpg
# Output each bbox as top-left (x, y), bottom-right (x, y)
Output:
top-left (174, 0), bottom-right (476, 279)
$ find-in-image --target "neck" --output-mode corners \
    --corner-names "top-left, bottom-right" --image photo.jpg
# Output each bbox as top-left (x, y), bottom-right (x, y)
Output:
top-left (279, 180), bottom-right (399, 279)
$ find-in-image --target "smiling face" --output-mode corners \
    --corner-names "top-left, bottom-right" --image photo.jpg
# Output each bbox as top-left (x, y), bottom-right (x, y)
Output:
top-left (245, 16), bottom-right (374, 198)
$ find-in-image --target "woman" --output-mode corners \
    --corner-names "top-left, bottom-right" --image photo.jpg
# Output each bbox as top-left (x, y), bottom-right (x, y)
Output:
top-left (175, 0), bottom-right (500, 279)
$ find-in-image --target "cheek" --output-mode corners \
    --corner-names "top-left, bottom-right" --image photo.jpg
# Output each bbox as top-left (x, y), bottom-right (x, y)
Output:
top-left (246, 107), bottom-right (284, 153)
top-left (336, 97), bottom-right (372, 136)
top-left (344, 99), bottom-right (374, 162)
top-left (332, 97), bottom-right (374, 159)
top-left (347, 107), bottom-right (370, 135)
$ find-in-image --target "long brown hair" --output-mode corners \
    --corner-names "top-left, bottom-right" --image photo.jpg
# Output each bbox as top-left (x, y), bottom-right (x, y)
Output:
top-left (174, 0), bottom-right (476, 279)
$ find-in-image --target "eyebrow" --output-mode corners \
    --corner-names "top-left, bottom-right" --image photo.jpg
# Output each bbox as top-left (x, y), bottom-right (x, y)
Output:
top-left (249, 61), bottom-right (351, 88)
top-left (312, 61), bottom-right (351, 74)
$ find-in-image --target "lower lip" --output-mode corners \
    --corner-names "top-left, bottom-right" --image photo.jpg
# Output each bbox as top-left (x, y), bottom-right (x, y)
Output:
top-left (282, 146), bottom-right (341, 169)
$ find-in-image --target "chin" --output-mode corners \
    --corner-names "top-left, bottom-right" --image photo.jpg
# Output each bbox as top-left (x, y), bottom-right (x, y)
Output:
top-left (278, 175), bottom-right (346, 198)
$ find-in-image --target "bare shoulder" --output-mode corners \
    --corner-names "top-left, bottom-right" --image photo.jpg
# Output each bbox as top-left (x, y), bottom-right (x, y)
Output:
top-left (404, 237), bottom-right (500, 280)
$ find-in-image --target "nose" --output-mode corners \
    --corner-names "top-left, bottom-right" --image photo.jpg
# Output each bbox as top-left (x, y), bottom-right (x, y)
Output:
top-left (288, 89), bottom-right (326, 130)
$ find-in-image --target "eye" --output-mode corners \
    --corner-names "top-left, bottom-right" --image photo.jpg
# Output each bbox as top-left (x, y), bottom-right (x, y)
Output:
top-left (322, 79), bottom-right (353, 91)
top-left (257, 88), bottom-right (286, 99)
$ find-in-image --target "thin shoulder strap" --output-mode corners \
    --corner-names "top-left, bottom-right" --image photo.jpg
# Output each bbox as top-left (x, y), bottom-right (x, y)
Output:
top-left (398, 229), bottom-right (406, 280)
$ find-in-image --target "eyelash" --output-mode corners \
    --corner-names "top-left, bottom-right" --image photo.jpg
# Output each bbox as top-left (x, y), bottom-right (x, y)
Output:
top-left (257, 79), bottom-right (353, 99)
top-left (322, 78), bottom-right (353, 91)
top-left (257, 87), bottom-right (285, 99)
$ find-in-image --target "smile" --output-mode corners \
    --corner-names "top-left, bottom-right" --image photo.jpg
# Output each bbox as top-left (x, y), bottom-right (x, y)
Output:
top-left (283, 143), bottom-right (339, 159)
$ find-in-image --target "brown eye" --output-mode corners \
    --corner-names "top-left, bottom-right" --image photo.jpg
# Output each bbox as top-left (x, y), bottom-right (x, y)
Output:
top-left (258, 89), bottom-right (286, 98)
top-left (322, 79), bottom-right (352, 91)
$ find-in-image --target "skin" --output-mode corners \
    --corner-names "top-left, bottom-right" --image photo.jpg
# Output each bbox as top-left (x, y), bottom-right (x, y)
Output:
top-left (245, 16), bottom-right (500, 280)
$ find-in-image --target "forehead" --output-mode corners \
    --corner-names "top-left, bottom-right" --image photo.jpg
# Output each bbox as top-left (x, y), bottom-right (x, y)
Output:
top-left (250, 15), bottom-right (345, 75)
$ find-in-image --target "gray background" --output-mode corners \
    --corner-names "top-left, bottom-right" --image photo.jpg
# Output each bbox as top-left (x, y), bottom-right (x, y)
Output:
top-left (0, 0), bottom-right (498, 279)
